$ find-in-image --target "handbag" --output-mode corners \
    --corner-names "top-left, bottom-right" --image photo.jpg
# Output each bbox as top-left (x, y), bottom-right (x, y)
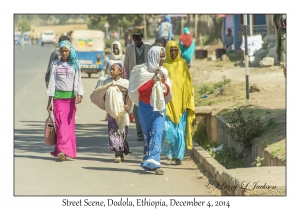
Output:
top-left (44, 111), bottom-right (57, 146)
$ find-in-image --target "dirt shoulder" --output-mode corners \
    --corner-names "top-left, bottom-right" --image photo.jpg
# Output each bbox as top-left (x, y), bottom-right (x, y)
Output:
top-left (189, 56), bottom-right (286, 161)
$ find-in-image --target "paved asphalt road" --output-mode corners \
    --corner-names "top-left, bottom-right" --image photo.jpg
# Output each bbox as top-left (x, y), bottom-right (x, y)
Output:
top-left (13, 43), bottom-right (216, 196)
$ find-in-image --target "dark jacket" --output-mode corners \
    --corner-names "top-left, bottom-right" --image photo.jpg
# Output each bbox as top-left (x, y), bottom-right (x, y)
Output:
top-left (45, 49), bottom-right (59, 88)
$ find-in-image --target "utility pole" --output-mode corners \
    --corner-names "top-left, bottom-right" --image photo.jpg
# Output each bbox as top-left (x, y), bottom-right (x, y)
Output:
top-left (181, 17), bottom-right (185, 34)
top-left (143, 14), bottom-right (147, 39)
top-left (249, 14), bottom-right (253, 36)
top-left (195, 14), bottom-right (198, 38)
top-left (244, 14), bottom-right (250, 105)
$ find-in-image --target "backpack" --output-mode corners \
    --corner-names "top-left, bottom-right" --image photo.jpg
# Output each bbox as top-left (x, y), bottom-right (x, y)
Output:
top-left (180, 34), bottom-right (193, 48)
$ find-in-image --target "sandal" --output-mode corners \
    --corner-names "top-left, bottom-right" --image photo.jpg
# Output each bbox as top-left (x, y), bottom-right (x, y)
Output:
top-left (155, 168), bottom-right (164, 175)
top-left (57, 152), bottom-right (66, 161)
top-left (114, 156), bottom-right (121, 163)
top-left (137, 136), bottom-right (144, 141)
top-left (165, 159), bottom-right (173, 165)
top-left (58, 153), bottom-right (71, 161)
top-left (175, 159), bottom-right (181, 165)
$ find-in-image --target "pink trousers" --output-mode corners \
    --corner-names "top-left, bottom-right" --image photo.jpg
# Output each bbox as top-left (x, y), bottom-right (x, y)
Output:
top-left (50, 98), bottom-right (77, 158)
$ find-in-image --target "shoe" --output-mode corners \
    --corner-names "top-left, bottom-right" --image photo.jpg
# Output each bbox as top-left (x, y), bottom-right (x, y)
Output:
top-left (57, 152), bottom-right (66, 161)
top-left (165, 159), bottom-right (173, 165)
top-left (114, 156), bottom-right (121, 163)
top-left (155, 168), bottom-right (164, 175)
top-left (137, 136), bottom-right (144, 141)
top-left (175, 158), bottom-right (181, 165)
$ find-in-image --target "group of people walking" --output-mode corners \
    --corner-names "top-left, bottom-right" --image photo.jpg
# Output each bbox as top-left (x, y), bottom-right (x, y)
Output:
top-left (45, 27), bottom-right (195, 175)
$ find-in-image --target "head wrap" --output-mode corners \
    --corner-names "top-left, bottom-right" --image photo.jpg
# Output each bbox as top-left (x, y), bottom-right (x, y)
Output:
top-left (164, 15), bottom-right (171, 22)
top-left (111, 41), bottom-right (123, 60)
top-left (59, 40), bottom-right (79, 71)
top-left (111, 62), bottom-right (127, 79)
top-left (147, 46), bottom-right (166, 71)
top-left (183, 27), bottom-right (190, 34)
top-left (165, 40), bottom-right (181, 63)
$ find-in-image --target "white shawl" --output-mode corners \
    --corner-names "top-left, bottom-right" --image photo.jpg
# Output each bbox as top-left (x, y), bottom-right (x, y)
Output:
top-left (90, 77), bottom-right (132, 132)
top-left (105, 84), bottom-right (129, 132)
top-left (128, 46), bottom-right (172, 113)
top-left (111, 41), bottom-right (123, 60)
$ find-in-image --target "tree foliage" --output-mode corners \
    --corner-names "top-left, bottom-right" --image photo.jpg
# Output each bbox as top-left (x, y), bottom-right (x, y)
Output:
top-left (14, 14), bottom-right (88, 26)
top-left (17, 19), bottom-right (31, 33)
top-left (87, 14), bottom-right (144, 31)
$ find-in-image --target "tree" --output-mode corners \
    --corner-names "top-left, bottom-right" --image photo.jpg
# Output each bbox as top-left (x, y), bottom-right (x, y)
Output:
top-left (18, 18), bottom-right (31, 33)
top-left (87, 14), bottom-right (144, 32)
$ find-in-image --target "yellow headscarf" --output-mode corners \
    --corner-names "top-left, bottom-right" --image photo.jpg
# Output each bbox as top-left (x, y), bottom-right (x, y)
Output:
top-left (163, 40), bottom-right (195, 150)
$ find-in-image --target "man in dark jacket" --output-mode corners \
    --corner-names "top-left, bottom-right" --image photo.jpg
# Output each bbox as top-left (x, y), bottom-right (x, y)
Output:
top-left (124, 28), bottom-right (152, 141)
top-left (45, 35), bottom-right (70, 88)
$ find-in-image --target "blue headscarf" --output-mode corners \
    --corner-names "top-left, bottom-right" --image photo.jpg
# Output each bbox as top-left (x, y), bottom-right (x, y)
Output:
top-left (183, 27), bottom-right (190, 34)
top-left (164, 15), bottom-right (171, 22)
top-left (59, 40), bottom-right (79, 71)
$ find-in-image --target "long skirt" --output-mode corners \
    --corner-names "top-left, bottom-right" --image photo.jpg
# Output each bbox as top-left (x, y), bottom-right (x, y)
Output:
top-left (161, 110), bottom-right (187, 160)
top-left (50, 98), bottom-right (77, 158)
top-left (107, 114), bottom-right (129, 155)
top-left (138, 101), bottom-right (165, 171)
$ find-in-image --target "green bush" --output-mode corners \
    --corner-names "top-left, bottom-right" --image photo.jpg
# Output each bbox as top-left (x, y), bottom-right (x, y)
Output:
top-left (198, 84), bottom-right (211, 95)
top-left (192, 121), bottom-right (245, 169)
top-left (198, 76), bottom-right (230, 95)
top-left (203, 34), bottom-right (215, 45)
top-left (222, 108), bottom-right (264, 156)
top-left (210, 146), bottom-right (246, 169)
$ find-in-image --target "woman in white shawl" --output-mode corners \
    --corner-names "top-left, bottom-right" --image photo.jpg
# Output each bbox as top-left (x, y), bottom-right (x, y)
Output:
top-left (128, 46), bottom-right (172, 175)
top-left (90, 63), bottom-right (132, 163)
top-left (95, 41), bottom-right (125, 89)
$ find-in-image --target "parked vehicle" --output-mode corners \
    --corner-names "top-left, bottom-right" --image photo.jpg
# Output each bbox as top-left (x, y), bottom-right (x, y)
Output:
top-left (71, 30), bottom-right (105, 78)
top-left (40, 30), bottom-right (56, 46)
top-left (14, 31), bottom-right (22, 45)
top-left (22, 31), bottom-right (31, 45)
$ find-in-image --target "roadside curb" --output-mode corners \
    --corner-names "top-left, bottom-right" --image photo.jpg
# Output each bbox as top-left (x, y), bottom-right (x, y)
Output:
top-left (192, 141), bottom-right (286, 196)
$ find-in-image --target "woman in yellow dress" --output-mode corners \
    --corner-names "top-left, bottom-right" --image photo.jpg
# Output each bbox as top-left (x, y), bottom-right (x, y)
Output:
top-left (161, 40), bottom-right (195, 165)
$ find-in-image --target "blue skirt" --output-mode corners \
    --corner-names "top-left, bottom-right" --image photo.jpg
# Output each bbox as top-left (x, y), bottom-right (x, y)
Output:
top-left (138, 101), bottom-right (166, 171)
top-left (161, 110), bottom-right (187, 160)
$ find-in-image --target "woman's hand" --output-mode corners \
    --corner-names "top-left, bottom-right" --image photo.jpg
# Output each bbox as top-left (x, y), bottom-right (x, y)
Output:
top-left (155, 69), bottom-right (164, 79)
top-left (76, 95), bottom-right (83, 104)
top-left (152, 74), bottom-right (159, 83)
top-left (123, 104), bottom-right (129, 111)
top-left (47, 103), bottom-right (52, 112)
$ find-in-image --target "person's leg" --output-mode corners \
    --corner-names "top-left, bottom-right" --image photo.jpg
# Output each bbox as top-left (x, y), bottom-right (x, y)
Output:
top-left (161, 116), bottom-right (177, 163)
top-left (140, 110), bottom-right (165, 174)
top-left (133, 104), bottom-right (143, 141)
top-left (107, 114), bottom-right (126, 162)
top-left (114, 151), bottom-right (122, 163)
top-left (51, 98), bottom-right (77, 160)
top-left (174, 111), bottom-right (188, 164)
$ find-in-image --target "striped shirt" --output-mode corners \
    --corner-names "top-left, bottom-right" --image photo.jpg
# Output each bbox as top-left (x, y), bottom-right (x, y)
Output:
top-left (55, 61), bottom-right (75, 91)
